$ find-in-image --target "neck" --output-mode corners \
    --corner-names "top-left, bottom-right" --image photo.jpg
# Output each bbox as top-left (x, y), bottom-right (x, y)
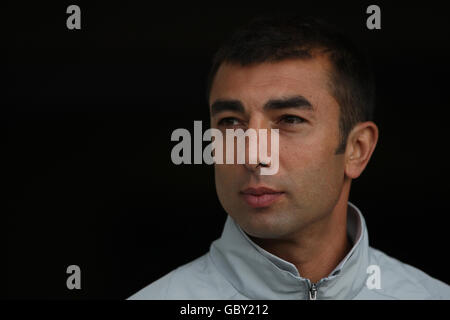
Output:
top-left (249, 183), bottom-right (352, 284)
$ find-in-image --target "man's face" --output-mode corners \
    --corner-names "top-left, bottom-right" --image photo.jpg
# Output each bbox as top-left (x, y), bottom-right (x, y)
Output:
top-left (209, 57), bottom-right (347, 239)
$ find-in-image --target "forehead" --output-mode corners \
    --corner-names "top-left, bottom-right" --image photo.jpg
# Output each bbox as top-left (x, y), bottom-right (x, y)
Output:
top-left (209, 57), bottom-right (336, 110)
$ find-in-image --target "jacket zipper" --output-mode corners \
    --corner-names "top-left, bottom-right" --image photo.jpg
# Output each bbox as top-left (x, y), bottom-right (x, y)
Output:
top-left (308, 282), bottom-right (318, 300)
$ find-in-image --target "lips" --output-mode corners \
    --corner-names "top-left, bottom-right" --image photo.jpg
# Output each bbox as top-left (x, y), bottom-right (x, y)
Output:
top-left (240, 187), bottom-right (284, 208)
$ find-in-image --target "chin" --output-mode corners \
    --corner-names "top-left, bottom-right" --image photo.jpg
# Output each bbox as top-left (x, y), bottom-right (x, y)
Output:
top-left (231, 208), bottom-right (294, 239)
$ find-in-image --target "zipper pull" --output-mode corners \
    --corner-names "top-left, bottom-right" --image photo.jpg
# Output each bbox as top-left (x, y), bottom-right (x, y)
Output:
top-left (309, 283), bottom-right (317, 300)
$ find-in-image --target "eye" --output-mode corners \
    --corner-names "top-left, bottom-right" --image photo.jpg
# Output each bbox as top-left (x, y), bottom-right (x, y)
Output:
top-left (279, 115), bottom-right (305, 125)
top-left (217, 117), bottom-right (241, 127)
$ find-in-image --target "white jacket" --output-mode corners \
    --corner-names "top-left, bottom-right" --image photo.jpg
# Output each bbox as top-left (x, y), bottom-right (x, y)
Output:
top-left (129, 202), bottom-right (450, 300)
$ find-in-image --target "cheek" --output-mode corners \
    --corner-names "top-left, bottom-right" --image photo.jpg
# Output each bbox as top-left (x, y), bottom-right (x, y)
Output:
top-left (214, 164), bottom-right (246, 213)
top-left (279, 137), bottom-right (323, 171)
top-left (214, 164), bottom-right (229, 185)
top-left (280, 117), bottom-right (340, 169)
top-left (279, 133), bottom-right (343, 189)
top-left (214, 164), bottom-right (241, 192)
top-left (214, 166), bottom-right (229, 205)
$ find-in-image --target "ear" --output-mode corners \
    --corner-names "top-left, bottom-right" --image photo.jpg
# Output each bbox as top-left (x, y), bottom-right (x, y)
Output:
top-left (344, 121), bottom-right (379, 179)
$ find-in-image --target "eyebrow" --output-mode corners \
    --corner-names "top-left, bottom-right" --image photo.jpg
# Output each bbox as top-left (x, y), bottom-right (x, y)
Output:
top-left (210, 95), bottom-right (313, 116)
top-left (210, 100), bottom-right (245, 117)
top-left (264, 95), bottom-right (313, 111)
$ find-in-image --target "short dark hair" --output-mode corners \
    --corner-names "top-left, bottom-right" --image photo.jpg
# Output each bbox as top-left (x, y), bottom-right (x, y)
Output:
top-left (206, 13), bottom-right (375, 154)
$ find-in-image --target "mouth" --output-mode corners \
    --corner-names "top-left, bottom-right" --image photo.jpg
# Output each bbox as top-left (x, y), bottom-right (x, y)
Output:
top-left (240, 186), bottom-right (285, 209)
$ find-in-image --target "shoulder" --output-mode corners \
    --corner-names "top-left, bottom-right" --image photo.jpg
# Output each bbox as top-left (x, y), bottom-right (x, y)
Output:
top-left (127, 253), bottom-right (241, 300)
top-left (365, 247), bottom-right (450, 299)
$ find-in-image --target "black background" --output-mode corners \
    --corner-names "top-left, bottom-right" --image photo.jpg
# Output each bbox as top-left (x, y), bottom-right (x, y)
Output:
top-left (5, 1), bottom-right (450, 299)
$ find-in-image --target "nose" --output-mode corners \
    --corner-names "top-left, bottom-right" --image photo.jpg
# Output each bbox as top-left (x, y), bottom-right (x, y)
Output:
top-left (243, 118), bottom-right (272, 173)
top-left (245, 160), bottom-right (270, 171)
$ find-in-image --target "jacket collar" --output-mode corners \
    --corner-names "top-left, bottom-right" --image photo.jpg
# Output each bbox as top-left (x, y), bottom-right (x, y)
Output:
top-left (209, 202), bottom-right (371, 299)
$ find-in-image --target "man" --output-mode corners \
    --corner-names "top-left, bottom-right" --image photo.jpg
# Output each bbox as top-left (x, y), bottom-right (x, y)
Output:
top-left (129, 14), bottom-right (450, 299)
